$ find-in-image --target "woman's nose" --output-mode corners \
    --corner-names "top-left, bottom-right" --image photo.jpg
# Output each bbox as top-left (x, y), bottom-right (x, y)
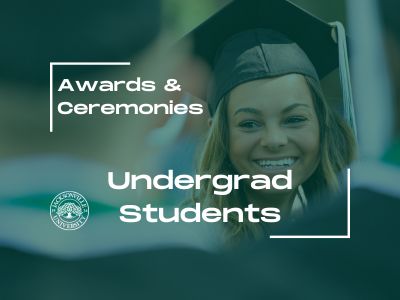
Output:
top-left (260, 127), bottom-right (288, 150)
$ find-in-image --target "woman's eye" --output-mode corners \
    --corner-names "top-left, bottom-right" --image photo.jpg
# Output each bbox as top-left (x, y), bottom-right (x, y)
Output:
top-left (238, 120), bottom-right (261, 129)
top-left (284, 116), bottom-right (307, 125)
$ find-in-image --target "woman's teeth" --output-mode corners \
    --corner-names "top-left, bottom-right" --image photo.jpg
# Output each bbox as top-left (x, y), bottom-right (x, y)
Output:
top-left (256, 157), bottom-right (296, 168)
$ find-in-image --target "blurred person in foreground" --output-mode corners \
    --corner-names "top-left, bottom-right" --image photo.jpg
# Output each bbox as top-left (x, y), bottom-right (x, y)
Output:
top-left (0, 0), bottom-right (219, 259)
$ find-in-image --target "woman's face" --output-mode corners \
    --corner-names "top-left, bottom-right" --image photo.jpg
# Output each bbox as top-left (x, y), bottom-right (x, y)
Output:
top-left (227, 74), bottom-right (320, 190)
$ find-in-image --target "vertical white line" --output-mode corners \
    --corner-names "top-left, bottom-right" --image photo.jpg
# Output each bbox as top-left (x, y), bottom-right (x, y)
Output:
top-left (49, 63), bottom-right (53, 133)
top-left (347, 168), bottom-right (351, 238)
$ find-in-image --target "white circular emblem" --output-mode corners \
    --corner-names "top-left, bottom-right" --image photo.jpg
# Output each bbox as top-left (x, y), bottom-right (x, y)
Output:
top-left (50, 191), bottom-right (89, 230)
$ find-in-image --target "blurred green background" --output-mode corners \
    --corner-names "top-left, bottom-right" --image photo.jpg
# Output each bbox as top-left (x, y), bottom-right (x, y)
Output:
top-left (162, 0), bottom-right (347, 39)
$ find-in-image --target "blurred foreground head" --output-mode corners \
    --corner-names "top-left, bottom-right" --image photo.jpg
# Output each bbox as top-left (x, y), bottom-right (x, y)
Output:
top-left (0, 0), bottom-right (164, 167)
top-left (0, 0), bottom-right (161, 87)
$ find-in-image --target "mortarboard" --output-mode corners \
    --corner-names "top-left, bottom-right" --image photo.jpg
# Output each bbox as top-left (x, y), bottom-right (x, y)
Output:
top-left (182, 0), bottom-right (357, 135)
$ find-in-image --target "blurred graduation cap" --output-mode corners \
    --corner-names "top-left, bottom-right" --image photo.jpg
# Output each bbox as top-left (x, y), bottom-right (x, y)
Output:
top-left (181, 0), bottom-right (357, 135)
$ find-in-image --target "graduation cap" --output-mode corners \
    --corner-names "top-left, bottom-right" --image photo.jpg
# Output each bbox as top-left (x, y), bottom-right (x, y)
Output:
top-left (182, 0), bottom-right (357, 135)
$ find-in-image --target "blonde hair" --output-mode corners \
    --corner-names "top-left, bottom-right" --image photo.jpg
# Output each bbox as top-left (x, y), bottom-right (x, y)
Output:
top-left (192, 75), bottom-right (356, 244)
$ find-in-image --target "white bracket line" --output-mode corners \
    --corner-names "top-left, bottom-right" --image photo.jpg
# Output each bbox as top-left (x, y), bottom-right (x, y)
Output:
top-left (49, 62), bottom-right (131, 132)
top-left (269, 168), bottom-right (351, 239)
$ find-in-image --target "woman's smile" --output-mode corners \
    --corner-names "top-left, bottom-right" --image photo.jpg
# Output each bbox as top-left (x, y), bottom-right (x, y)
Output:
top-left (253, 157), bottom-right (298, 173)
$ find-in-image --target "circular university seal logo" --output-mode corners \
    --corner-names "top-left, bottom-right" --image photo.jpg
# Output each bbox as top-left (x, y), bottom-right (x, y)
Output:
top-left (50, 191), bottom-right (89, 230)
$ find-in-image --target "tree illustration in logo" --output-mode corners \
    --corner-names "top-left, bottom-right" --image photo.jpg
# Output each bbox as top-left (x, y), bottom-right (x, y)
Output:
top-left (57, 202), bottom-right (82, 219)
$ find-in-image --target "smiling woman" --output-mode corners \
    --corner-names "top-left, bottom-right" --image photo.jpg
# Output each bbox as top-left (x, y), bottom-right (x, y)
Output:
top-left (189, 27), bottom-right (356, 244)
